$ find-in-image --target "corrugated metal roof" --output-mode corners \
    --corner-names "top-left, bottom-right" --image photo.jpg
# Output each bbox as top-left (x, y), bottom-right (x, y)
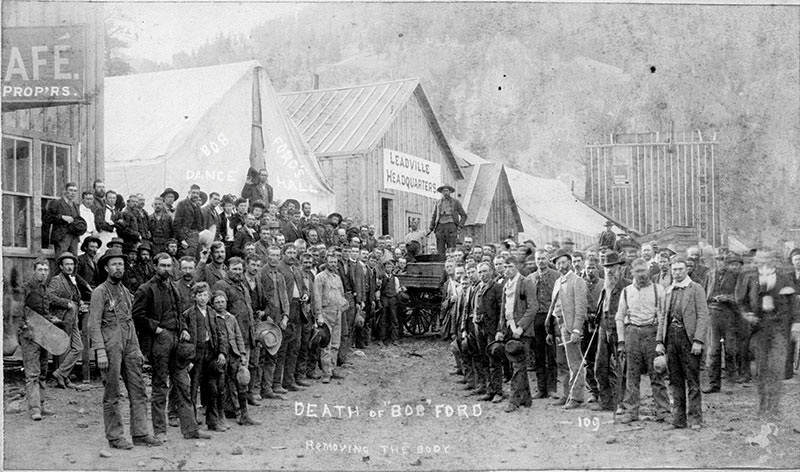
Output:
top-left (280, 79), bottom-right (463, 178)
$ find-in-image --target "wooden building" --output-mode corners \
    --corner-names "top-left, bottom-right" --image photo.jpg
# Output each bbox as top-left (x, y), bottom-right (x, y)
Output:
top-left (457, 160), bottom-right (523, 245)
top-left (1, 0), bottom-right (104, 279)
top-left (585, 131), bottom-right (721, 247)
top-left (280, 79), bottom-right (464, 238)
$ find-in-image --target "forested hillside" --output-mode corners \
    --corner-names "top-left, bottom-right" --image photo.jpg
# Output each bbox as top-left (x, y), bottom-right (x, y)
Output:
top-left (120, 3), bottom-right (800, 240)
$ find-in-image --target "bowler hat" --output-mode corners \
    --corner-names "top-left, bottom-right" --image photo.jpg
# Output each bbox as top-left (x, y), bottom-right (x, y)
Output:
top-left (604, 220), bottom-right (614, 227)
top-left (327, 213), bottom-right (343, 224)
top-left (236, 364), bottom-right (251, 386)
top-left (437, 184), bottom-right (456, 193)
top-left (57, 252), bottom-right (78, 265)
top-left (251, 200), bottom-right (266, 210)
top-left (653, 355), bottom-right (668, 374)
top-left (255, 319), bottom-right (283, 356)
top-left (160, 188), bottom-right (179, 201)
top-left (504, 339), bottom-right (526, 363)
top-left (106, 237), bottom-right (125, 249)
top-left (486, 340), bottom-right (506, 360)
top-left (137, 241), bottom-right (152, 254)
top-left (98, 248), bottom-right (126, 267)
top-left (551, 248), bottom-right (572, 264)
top-left (602, 251), bottom-right (625, 267)
top-left (310, 323), bottom-right (331, 350)
top-left (68, 216), bottom-right (88, 236)
top-left (80, 236), bottom-right (102, 252)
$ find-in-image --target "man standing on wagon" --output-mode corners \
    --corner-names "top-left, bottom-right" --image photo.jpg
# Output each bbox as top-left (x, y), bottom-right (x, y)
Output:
top-left (428, 184), bottom-right (467, 254)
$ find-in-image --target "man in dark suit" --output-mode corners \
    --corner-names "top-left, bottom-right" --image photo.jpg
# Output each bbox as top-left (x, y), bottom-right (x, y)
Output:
top-left (338, 245), bottom-right (365, 366)
top-left (427, 184), bottom-right (467, 254)
top-left (44, 182), bottom-right (81, 255)
top-left (241, 168), bottom-right (273, 205)
top-left (495, 257), bottom-right (537, 413)
top-left (259, 246), bottom-right (291, 399)
top-left (526, 250), bottom-right (560, 398)
top-left (173, 185), bottom-right (205, 259)
top-left (280, 210), bottom-right (304, 244)
top-left (472, 261), bottom-right (503, 403)
top-left (77, 236), bottom-right (102, 288)
top-left (48, 252), bottom-right (93, 389)
top-left (277, 244), bottom-right (310, 391)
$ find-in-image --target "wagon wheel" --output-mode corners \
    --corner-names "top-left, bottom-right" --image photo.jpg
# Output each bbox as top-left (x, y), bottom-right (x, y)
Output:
top-left (402, 290), bottom-right (439, 336)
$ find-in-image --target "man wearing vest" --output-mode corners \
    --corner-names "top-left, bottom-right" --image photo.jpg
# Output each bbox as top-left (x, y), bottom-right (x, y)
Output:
top-left (427, 184), bottom-right (467, 254)
top-left (615, 258), bottom-right (670, 424)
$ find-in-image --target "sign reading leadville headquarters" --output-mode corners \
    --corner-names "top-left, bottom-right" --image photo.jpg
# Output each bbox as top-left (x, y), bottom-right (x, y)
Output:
top-left (1, 26), bottom-right (86, 106)
top-left (383, 148), bottom-right (442, 199)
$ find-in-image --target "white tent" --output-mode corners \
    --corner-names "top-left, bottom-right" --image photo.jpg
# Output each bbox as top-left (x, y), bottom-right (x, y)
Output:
top-left (104, 61), bottom-right (335, 212)
top-left (454, 146), bottom-right (609, 248)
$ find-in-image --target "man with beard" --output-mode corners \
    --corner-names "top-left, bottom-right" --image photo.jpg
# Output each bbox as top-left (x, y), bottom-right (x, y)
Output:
top-left (314, 253), bottom-right (349, 383)
top-left (656, 257), bottom-right (709, 429)
top-left (77, 236), bottom-right (102, 288)
top-left (212, 258), bottom-right (258, 424)
top-left (546, 249), bottom-right (589, 409)
top-left (117, 195), bottom-right (143, 250)
top-left (241, 168), bottom-right (273, 205)
top-left (149, 197), bottom-right (174, 255)
top-left (134, 243), bottom-right (156, 286)
top-left (527, 249), bottom-right (560, 399)
top-left (160, 188), bottom-right (179, 216)
top-left (196, 242), bottom-right (227, 286)
top-left (472, 262), bottom-right (503, 403)
top-left (165, 239), bottom-right (182, 281)
top-left (89, 248), bottom-right (161, 449)
top-left (703, 252), bottom-right (744, 394)
top-left (133, 253), bottom-right (208, 441)
top-left (686, 246), bottom-right (709, 285)
top-left (135, 194), bottom-right (151, 244)
top-left (495, 257), bottom-right (536, 413)
top-left (281, 210), bottom-right (303, 244)
top-left (299, 202), bottom-right (312, 226)
top-left (48, 252), bottom-right (92, 388)
top-left (173, 185), bottom-right (204, 258)
top-left (232, 213), bottom-right (258, 259)
top-left (338, 246), bottom-right (365, 366)
top-left (259, 246), bottom-right (291, 398)
top-left (581, 257), bottom-right (604, 404)
top-left (615, 258), bottom-right (669, 424)
top-left (277, 244), bottom-right (311, 391)
top-left (297, 253), bottom-right (319, 381)
top-left (254, 226), bottom-right (272, 264)
top-left (588, 252), bottom-right (629, 412)
top-left (166, 255), bottom-right (199, 427)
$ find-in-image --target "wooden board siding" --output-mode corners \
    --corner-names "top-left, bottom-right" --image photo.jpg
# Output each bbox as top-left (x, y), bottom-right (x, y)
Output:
top-left (464, 176), bottom-right (519, 245)
top-left (315, 91), bottom-right (459, 239)
top-left (585, 132), bottom-right (720, 247)
top-left (1, 1), bottom-right (105, 279)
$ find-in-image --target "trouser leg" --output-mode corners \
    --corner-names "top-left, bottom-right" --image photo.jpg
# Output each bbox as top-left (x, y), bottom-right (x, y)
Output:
top-left (622, 326), bottom-right (643, 417)
top-left (296, 319), bottom-right (313, 380)
top-left (581, 322), bottom-right (599, 397)
top-left (283, 316), bottom-right (302, 387)
top-left (20, 332), bottom-right (48, 412)
top-left (667, 330), bottom-right (688, 427)
top-left (102, 344), bottom-right (125, 440)
top-left (338, 295), bottom-right (355, 364)
top-left (149, 330), bottom-right (175, 435)
top-left (53, 322), bottom-right (82, 379)
top-left (533, 312), bottom-right (554, 394)
top-left (595, 326), bottom-right (618, 410)
top-left (708, 306), bottom-right (723, 389)
top-left (121, 329), bottom-right (149, 438)
top-left (561, 327), bottom-right (586, 402)
top-left (320, 315), bottom-right (342, 377)
top-left (248, 344), bottom-right (263, 396)
top-left (509, 336), bottom-right (532, 406)
top-left (272, 328), bottom-right (290, 390)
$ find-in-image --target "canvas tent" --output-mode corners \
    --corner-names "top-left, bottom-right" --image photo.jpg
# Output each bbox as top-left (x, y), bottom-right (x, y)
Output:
top-left (454, 146), bottom-right (609, 248)
top-left (105, 61), bottom-right (335, 212)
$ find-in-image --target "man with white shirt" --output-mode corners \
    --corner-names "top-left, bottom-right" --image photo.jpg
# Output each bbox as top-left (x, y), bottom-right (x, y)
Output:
top-left (78, 191), bottom-right (98, 254)
top-left (616, 258), bottom-right (670, 424)
top-left (546, 249), bottom-right (589, 409)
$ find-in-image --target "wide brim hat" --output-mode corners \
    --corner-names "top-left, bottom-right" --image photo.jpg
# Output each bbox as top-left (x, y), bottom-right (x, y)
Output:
top-left (106, 237), bottom-right (125, 249)
top-left (604, 220), bottom-right (614, 227)
top-left (137, 241), bottom-right (152, 254)
top-left (504, 339), bottom-right (526, 363)
top-left (80, 236), bottom-right (102, 252)
top-left (251, 200), bottom-right (266, 210)
top-left (653, 354), bottom-right (668, 374)
top-left (310, 323), bottom-right (331, 350)
top-left (160, 188), bottom-right (179, 200)
top-left (486, 340), bottom-right (506, 360)
top-left (562, 237), bottom-right (575, 245)
top-left (98, 248), bottom-right (126, 268)
top-left (436, 184), bottom-right (456, 193)
top-left (617, 239), bottom-right (641, 251)
top-left (68, 216), bottom-right (88, 236)
top-left (725, 252), bottom-right (744, 265)
top-left (602, 251), bottom-right (625, 267)
top-left (282, 198), bottom-right (300, 210)
top-left (327, 212), bottom-right (343, 224)
top-left (550, 248), bottom-right (572, 264)
top-left (255, 319), bottom-right (283, 356)
top-left (57, 251), bottom-right (78, 265)
top-left (199, 229), bottom-right (215, 247)
top-left (659, 245), bottom-right (678, 257)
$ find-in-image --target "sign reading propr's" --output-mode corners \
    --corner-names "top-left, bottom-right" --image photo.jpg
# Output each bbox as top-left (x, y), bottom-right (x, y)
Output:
top-left (383, 149), bottom-right (442, 198)
top-left (2, 26), bottom-right (86, 105)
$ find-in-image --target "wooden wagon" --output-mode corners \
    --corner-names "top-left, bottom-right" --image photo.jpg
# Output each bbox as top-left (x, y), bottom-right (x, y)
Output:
top-left (395, 254), bottom-right (446, 335)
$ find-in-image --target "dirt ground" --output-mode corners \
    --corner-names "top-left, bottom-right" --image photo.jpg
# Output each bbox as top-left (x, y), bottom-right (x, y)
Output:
top-left (4, 336), bottom-right (800, 471)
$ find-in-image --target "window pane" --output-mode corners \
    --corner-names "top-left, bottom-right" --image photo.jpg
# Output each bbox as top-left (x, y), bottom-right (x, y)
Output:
top-left (2, 138), bottom-right (14, 191)
top-left (16, 139), bottom-right (30, 193)
top-left (41, 197), bottom-right (53, 249)
top-left (2, 195), bottom-right (29, 248)
top-left (55, 146), bottom-right (70, 192)
top-left (42, 144), bottom-right (55, 197)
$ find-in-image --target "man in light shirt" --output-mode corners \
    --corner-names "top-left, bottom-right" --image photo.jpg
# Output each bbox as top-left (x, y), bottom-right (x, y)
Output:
top-left (615, 258), bottom-right (670, 424)
top-left (78, 191), bottom-right (98, 254)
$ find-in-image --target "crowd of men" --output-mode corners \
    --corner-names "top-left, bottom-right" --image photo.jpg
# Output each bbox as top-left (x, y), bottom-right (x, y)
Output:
top-left (13, 170), bottom-right (800, 449)
top-left (19, 171), bottom-right (420, 448)
top-left (438, 229), bottom-right (800, 431)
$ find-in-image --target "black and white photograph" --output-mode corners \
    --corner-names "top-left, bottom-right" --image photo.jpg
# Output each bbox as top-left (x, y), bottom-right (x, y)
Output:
top-left (2, 0), bottom-right (799, 470)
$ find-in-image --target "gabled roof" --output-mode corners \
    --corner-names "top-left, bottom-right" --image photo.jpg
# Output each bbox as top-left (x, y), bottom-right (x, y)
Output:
top-left (280, 79), bottom-right (463, 179)
top-left (461, 161), bottom-right (523, 231)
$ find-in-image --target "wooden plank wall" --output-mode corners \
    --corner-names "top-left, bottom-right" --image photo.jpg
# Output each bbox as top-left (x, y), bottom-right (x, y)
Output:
top-left (1, 1), bottom-right (104, 278)
top-left (317, 91), bottom-right (461, 238)
top-left (585, 134), bottom-right (720, 247)
top-left (464, 172), bottom-right (519, 245)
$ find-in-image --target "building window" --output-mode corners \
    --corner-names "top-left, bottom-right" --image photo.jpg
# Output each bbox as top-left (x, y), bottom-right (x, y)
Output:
top-left (40, 142), bottom-right (71, 250)
top-left (2, 137), bottom-right (33, 249)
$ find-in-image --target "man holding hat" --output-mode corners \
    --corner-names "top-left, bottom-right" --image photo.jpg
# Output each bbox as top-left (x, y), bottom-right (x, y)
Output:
top-left (48, 252), bottom-right (93, 388)
top-left (89, 248), bottom-right (161, 449)
top-left (314, 253), bottom-right (349, 383)
top-left (44, 181), bottom-right (82, 255)
top-left (428, 184), bottom-right (467, 254)
top-left (545, 249), bottom-right (589, 409)
top-left (472, 262), bottom-right (504, 403)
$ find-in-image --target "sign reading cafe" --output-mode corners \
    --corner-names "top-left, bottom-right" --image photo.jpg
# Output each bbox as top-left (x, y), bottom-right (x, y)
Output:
top-left (2, 26), bottom-right (86, 105)
top-left (383, 149), bottom-right (442, 199)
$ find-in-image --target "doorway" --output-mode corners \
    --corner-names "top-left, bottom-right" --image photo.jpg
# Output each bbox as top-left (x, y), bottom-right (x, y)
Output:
top-left (381, 198), bottom-right (393, 236)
